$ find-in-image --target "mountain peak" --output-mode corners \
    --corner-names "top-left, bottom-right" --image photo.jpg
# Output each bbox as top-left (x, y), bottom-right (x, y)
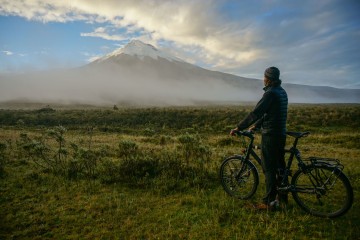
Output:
top-left (98, 39), bottom-right (182, 62)
top-left (120, 39), bottom-right (158, 55)
top-left (125, 39), bottom-right (157, 51)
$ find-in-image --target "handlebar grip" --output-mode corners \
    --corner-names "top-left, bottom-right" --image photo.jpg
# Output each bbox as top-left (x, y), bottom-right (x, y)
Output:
top-left (240, 130), bottom-right (254, 137)
top-left (234, 130), bottom-right (255, 139)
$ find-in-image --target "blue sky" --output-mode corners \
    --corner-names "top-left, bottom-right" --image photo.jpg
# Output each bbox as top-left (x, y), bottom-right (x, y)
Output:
top-left (0, 0), bottom-right (359, 89)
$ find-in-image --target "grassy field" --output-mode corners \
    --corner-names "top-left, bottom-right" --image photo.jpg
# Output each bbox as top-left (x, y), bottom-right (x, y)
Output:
top-left (0, 104), bottom-right (359, 239)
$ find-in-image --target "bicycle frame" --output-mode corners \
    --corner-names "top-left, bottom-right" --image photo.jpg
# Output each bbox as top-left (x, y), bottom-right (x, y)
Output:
top-left (241, 132), bottom-right (262, 166)
top-left (238, 131), bottom-right (310, 188)
top-left (223, 130), bottom-right (353, 217)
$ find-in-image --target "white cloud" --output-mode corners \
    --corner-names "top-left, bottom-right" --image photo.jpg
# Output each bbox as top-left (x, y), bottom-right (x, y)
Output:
top-left (81, 27), bottom-right (126, 41)
top-left (87, 56), bottom-right (101, 62)
top-left (0, 0), bottom-right (359, 88)
top-left (0, 0), bottom-right (263, 65)
top-left (81, 51), bottom-right (102, 63)
top-left (2, 50), bottom-right (13, 55)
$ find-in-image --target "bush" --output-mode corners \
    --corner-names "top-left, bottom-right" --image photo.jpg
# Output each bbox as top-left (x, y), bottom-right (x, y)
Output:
top-left (0, 142), bottom-right (7, 177)
top-left (177, 133), bottom-right (200, 164)
top-left (36, 106), bottom-right (56, 113)
top-left (15, 126), bottom-right (102, 180)
top-left (118, 140), bottom-right (138, 160)
top-left (177, 133), bottom-right (212, 167)
top-left (143, 128), bottom-right (156, 137)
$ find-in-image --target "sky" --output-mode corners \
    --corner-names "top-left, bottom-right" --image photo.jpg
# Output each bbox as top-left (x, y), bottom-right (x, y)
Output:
top-left (0, 0), bottom-right (359, 89)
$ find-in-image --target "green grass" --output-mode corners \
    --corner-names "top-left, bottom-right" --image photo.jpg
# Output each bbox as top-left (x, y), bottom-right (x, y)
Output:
top-left (0, 104), bottom-right (359, 239)
top-left (2, 168), bottom-right (358, 239)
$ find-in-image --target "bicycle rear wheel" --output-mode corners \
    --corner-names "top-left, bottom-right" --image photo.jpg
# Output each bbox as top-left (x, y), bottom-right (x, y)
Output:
top-left (292, 165), bottom-right (353, 218)
top-left (220, 156), bottom-right (259, 200)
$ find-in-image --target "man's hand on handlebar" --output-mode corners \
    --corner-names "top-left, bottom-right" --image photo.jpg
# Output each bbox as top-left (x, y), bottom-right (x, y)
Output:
top-left (248, 125), bottom-right (257, 132)
top-left (230, 128), bottom-right (239, 136)
top-left (230, 126), bottom-right (257, 136)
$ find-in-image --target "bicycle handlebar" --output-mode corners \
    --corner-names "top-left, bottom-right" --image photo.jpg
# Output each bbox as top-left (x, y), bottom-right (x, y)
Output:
top-left (231, 129), bottom-right (311, 154)
top-left (233, 130), bottom-right (255, 138)
top-left (233, 130), bottom-right (310, 139)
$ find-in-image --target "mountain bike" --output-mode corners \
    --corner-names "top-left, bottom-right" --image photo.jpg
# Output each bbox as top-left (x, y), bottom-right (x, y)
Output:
top-left (219, 130), bottom-right (353, 218)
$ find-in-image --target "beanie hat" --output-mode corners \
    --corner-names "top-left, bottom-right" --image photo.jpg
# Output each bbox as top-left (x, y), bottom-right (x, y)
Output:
top-left (264, 67), bottom-right (280, 81)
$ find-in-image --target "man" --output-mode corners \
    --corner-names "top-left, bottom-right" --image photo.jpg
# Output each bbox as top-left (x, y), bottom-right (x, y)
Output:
top-left (230, 66), bottom-right (288, 210)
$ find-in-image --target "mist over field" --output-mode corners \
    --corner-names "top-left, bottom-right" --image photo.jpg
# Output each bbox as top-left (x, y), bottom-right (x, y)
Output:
top-left (1, 40), bottom-right (359, 106)
top-left (0, 69), bottom-right (259, 106)
top-left (0, 40), bottom-right (261, 106)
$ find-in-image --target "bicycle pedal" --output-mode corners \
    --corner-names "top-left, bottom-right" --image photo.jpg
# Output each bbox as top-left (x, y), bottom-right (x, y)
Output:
top-left (269, 200), bottom-right (280, 208)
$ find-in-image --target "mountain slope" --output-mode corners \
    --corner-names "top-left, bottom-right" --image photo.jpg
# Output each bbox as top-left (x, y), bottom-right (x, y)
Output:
top-left (0, 40), bottom-right (359, 105)
top-left (85, 40), bottom-right (360, 104)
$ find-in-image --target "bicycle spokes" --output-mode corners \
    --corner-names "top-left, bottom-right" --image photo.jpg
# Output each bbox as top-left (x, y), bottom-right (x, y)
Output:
top-left (220, 157), bottom-right (259, 200)
top-left (292, 166), bottom-right (353, 218)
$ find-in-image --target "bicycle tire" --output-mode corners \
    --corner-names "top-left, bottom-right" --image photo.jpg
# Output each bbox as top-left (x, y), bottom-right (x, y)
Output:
top-left (291, 165), bottom-right (353, 218)
top-left (219, 156), bottom-right (259, 200)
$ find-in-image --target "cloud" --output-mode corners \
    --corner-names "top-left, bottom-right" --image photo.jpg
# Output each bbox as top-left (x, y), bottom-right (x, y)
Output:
top-left (80, 27), bottom-right (126, 41)
top-left (0, 0), bottom-right (262, 63)
top-left (0, 0), bottom-right (359, 88)
top-left (81, 52), bottom-right (101, 63)
top-left (86, 56), bottom-right (101, 62)
top-left (2, 50), bottom-right (13, 55)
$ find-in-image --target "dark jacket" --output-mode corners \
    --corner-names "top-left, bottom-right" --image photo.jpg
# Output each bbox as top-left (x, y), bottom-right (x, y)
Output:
top-left (237, 82), bottom-right (288, 135)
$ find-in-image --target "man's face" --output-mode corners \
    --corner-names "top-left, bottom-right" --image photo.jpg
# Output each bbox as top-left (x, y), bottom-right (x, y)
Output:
top-left (263, 77), bottom-right (270, 87)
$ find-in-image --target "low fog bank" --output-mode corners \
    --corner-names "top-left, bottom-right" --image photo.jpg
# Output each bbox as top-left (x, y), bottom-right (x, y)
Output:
top-left (1, 66), bottom-right (359, 107)
top-left (283, 83), bottom-right (360, 104)
top-left (0, 69), bottom-right (260, 107)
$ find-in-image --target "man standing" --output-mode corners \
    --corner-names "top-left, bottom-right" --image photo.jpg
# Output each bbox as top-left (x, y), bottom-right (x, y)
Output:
top-left (230, 66), bottom-right (288, 209)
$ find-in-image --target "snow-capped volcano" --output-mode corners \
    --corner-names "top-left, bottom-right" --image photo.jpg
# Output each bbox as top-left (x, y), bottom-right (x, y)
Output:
top-left (96, 40), bottom-right (182, 63)
top-left (0, 39), bottom-right (359, 106)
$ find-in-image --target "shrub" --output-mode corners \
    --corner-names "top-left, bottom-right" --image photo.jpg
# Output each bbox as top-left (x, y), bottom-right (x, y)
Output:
top-left (36, 106), bottom-right (56, 113)
top-left (118, 140), bottom-right (139, 160)
top-left (69, 144), bottom-right (99, 180)
top-left (178, 133), bottom-right (200, 165)
top-left (0, 142), bottom-right (7, 177)
top-left (159, 135), bottom-right (172, 145)
top-left (177, 133), bottom-right (212, 167)
top-left (119, 156), bottom-right (160, 180)
top-left (143, 128), bottom-right (156, 137)
top-left (15, 126), bottom-right (102, 180)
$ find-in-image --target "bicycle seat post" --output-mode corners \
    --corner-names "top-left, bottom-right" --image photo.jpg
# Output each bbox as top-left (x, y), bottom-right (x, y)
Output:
top-left (286, 131), bottom-right (310, 149)
top-left (292, 137), bottom-right (299, 149)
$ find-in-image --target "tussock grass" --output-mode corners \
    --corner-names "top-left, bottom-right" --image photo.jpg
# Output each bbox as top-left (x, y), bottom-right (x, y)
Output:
top-left (0, 104), bottom-right (359, 239)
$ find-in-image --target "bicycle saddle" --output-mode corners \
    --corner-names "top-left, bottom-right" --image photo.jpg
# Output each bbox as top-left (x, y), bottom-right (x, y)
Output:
top-left (286, 131), bottom-right (310, 138)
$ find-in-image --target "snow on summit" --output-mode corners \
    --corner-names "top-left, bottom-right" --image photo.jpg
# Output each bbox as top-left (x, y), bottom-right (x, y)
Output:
top-left (99, 40), bottom-right (182, 62)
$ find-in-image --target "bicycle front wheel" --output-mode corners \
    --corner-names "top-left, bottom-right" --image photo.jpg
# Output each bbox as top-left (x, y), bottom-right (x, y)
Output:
top-left (219, 156), bottom-right (259, 200)
top-left (292, 165), bottom-right (353, 218)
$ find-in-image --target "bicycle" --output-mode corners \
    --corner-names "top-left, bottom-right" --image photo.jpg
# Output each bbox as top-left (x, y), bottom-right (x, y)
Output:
top-left (219, 130), bottom-right (354, 218)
